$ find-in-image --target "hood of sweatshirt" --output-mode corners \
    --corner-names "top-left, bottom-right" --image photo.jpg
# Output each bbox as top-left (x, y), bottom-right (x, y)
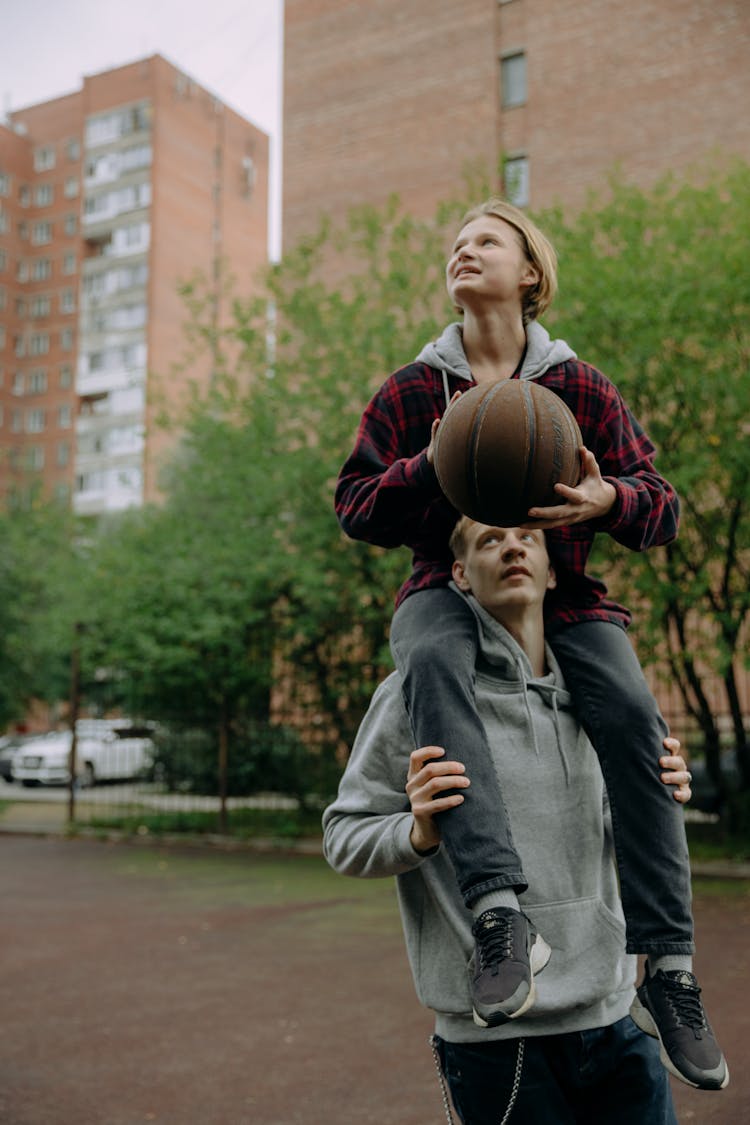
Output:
top-left (450, 581), bottom-right (575, 783)
top-left (415, 321), bottom-right (577, 405)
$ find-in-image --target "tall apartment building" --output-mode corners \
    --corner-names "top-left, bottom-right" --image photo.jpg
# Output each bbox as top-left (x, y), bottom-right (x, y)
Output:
top-left (283, 0), bottom-right (750, 248)
top-left (0, 54), bottom-right (268, 513)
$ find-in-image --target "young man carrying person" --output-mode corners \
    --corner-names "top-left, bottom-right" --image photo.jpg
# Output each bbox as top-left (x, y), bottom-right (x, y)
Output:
top-left (323, 520), bottom-right (727, 1123)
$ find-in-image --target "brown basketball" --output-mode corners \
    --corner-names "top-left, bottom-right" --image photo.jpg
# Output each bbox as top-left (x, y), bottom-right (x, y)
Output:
top-left (433, 379), bottom-right (582, 526)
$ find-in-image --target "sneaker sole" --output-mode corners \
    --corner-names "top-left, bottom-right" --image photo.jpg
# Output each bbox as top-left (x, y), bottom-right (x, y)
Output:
top-left (629, 995), bottom-right (730, 1090)
top-left (472, 933), bottom-right (552, 1028)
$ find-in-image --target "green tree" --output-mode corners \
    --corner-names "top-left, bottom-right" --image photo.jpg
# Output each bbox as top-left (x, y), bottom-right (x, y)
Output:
top-left (82, 417), bottom-right (284, 826)
top-left (542, 164), bottom-right (750, 797)
top-left (0, 501), bottom-right (80, 728)
top-left (169, 198), bottom-right (468, 753)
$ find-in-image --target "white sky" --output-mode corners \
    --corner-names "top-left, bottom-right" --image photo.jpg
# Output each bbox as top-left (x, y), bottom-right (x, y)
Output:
top-left (0, 0), bottom-right (284, 257)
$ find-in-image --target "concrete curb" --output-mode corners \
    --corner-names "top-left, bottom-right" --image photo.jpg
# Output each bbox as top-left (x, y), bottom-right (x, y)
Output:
top-left (2, 815), bottom-right (750, 877)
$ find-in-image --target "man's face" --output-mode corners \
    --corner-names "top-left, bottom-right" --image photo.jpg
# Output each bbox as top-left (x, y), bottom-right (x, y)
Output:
top-left (451, 522), bottom-right (556, 623)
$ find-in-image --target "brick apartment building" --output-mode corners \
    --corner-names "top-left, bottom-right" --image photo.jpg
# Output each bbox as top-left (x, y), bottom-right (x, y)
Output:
top-left (283, 0), bottom-right (750, 248)
top-left (0, 54), bottom-right (268, 513)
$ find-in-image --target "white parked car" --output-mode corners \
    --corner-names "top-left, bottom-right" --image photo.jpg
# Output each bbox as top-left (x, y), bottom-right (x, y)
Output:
top-left (11, 720), bottom-right (155, 788)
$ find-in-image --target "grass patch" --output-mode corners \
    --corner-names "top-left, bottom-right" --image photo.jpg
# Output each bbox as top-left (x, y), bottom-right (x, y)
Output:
top-left (690, 878), bottom-right (750, 900)
top-left (687, 821), bottom-right (750, 864)
top-left (74, 805), bottom-right (324, 840)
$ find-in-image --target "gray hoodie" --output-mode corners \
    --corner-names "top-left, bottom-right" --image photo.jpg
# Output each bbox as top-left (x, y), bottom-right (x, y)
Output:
top-left (415, 321), bottom-right (577, 408)
top-left (322, 587), bottom-right (635, 1043)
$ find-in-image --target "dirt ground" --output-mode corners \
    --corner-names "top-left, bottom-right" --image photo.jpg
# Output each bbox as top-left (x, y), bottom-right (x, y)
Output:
top-left (0, 834), bottom-right (748, 1125)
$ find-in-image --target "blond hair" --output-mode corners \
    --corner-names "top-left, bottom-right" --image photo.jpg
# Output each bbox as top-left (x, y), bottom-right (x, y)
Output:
top-left (455, 199), bottom-right (558, 323)
top-left (448, 515), bottom-right (474, 561)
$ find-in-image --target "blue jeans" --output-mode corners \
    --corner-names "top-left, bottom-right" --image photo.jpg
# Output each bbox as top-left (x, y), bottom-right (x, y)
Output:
top-left (433, 1017), bottom-right (677, 1124)
top-left (390, 588), bottom-right (694, 954)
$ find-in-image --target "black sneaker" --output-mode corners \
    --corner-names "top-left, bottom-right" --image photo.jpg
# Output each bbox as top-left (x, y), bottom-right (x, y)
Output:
top-left (469, 907), bottom-right (551, 1027)
top-left (630, 965), bottom-right (729, 1090)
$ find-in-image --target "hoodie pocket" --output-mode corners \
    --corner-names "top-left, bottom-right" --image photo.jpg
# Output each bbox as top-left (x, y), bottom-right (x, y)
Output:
top-left (523, 896), bottom-right (632, 1018)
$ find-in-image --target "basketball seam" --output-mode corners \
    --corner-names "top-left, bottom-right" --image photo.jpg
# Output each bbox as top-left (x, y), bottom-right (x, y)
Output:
top-left (469, 382), bottom-right (506, 516)
top-left (520, 383), bottom-right (536, 510)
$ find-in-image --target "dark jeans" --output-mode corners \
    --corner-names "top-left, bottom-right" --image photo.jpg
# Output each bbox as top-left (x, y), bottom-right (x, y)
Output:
top-left (390, 588), bottom-right (694, 954)
top-left (433, 1017), bottom-right (677, 1124)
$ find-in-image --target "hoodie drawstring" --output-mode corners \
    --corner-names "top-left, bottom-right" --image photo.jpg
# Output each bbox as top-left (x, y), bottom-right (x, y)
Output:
top-left (550, 690), bottom-right (571, 786)
top-left (442, 369), bottom-right (451, 412)
top-left (514, 653), bottom-right (571, 784)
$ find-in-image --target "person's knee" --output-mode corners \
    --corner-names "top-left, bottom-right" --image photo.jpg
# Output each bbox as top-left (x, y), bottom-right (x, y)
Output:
top-left (401, 630), bottom-right (474, 680)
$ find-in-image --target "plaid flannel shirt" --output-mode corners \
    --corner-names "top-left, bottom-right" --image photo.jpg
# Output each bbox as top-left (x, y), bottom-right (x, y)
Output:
top-left (335, 359), bottom-right (679, 631)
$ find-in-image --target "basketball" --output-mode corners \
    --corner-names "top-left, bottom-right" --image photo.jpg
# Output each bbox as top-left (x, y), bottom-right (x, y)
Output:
top-left (433, 379), bottom-right (583, 526)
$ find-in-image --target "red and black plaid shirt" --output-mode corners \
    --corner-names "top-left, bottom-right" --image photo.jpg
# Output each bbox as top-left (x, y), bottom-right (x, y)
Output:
top-left (335, 359), bottom-right (679, 631)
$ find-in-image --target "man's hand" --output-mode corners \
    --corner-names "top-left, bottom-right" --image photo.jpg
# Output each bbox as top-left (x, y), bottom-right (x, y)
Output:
top-left (406, 745), bottom-right (469, 853)
top-left (524, 446), bottom-right (616, 529)
top-left (660, 736), bottom-right (692, 804)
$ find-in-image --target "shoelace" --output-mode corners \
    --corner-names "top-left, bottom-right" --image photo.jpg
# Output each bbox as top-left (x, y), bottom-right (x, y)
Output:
top-left (476, 912), bottom-right (515, 970)
top-left (661, 973), bottom-right (709, 1029)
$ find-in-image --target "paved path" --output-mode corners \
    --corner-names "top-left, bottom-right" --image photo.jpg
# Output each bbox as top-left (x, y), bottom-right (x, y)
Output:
top-left (0, 835), bottom-right (748, 1124)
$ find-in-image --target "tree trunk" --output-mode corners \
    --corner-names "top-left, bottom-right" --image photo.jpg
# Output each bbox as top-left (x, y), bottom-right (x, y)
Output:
top-left (724, 663), bottom-right (750, 789)
top-left (218, 702), bottom-right (229, 835)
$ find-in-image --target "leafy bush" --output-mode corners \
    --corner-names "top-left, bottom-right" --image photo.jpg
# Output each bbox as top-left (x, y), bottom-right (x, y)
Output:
top-left (148, 720), bottom-right (341, 807)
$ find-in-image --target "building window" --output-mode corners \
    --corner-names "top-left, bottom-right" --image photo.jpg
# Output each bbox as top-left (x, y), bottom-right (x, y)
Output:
top-left (57, 442), bottom-right (70, 467)
top-left (11, 410), bottom-right (23, 433)
top-left (60, 365), bottom-right (73, 389)
top-left (85, 103), bottom-right (151, 149)
top-left (58, 404), bottom-right (72, 428)
top-left (30, 333), bottom-right (50, 356)
top-left (60, 289), bottom-right (76, 314)
top-left (64, 177), bottom-right (79, 198)
top-left (64, 214), bottom-right (78, 236)
top-left (62, 252), bottom-right (77, 275)
top-left (19, 184), bottom-right (30, 208)
top-left (66, 138), bottom-right (81, 162)
top-left (501, 52), bottom-right (527, 108)
top-left (12, 371), bottom-right (24, 395)
top-left (0, 173), bottom-right (9, 197)
top-left (30, 295), bottom-right (51, 317)
top-left (29, 369), bottom-right (48, 394)
top-left (0, 249), bottom-right (6, 271)
top-left (0, 287), bottom-right (5, 311)
top-left (503, 155), bottom-right (530, 207)
top-left (120, 143), bottom-right (152, 173)
top-left (32, 258), bottom-right (52, 281)
top-left (0, 209), bottom-right (7, 234)
top-left (27, 446), bottom-right (45, 471)
top-left (34, 146), bottom-right (56, 172)
top-left (61, 328), bottom-right (74, 351)
top-left (14, 336), bottom-right (25, 357)
top-left (26, 408), bottom-right (46, 433)
top-left (35, 184), bottom-right (54, 207)
top-left (31, 221), bottom-right (53, 245)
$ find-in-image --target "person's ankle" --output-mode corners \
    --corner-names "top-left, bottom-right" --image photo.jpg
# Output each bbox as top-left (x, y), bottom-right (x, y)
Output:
top-left (471, 888), bottom-right (520, 920)
top-left (647, 954), bottom-right (693, 976)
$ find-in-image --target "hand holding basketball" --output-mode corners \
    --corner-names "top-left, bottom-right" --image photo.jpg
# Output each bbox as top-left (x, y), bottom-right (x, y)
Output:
top-left (524, 447), bottom-right (616, 528)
